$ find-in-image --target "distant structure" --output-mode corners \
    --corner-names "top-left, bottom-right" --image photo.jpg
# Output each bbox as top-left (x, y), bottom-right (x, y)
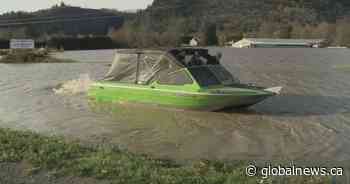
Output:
top-left (10, 39), bottom-right (35, 49)
top-left (181, 36), bottom-right (200, 47)
top-left (190, 38), bottom-right (199, 47)
top-left (327, 46), bottom-right (348, 49)
top-left (229, 38), bottom-right (325, 48)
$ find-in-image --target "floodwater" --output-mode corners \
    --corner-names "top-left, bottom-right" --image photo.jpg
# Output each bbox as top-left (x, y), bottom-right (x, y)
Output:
top-left (1, 48), bottom-right (350, 163)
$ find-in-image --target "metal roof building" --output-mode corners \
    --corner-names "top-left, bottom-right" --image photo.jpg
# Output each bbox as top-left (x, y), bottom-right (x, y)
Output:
top-left (231, 38), bottom-right (324, 48)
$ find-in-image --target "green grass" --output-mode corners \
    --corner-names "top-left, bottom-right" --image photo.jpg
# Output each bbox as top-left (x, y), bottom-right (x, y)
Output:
top-left (0, 128), bottom-right (331, 184)
top-left (333, 65), bottom-right (350, 71)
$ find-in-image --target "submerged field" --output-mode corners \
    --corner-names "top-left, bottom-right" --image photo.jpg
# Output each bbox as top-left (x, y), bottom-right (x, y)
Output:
top-left (0, 49), bottom-right (75, 63)
top-left (0, 48), bottom-right (350, 183)
top-left (0, 128), bottom-right (330, 184)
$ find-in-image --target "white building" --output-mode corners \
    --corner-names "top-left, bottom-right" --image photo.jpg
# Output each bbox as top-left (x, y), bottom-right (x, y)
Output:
top-left (230, 38), bottom-right (324, 48)
top-left (189, 38), bottom-right (199, 47)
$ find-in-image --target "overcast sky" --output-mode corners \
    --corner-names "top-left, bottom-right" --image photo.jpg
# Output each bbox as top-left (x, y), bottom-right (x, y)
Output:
top-left (0, 0), bottom-right (154, 13)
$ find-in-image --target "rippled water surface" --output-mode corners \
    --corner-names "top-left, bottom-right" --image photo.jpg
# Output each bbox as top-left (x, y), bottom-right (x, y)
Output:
top-left (1, 48), bottom-right (350, 163)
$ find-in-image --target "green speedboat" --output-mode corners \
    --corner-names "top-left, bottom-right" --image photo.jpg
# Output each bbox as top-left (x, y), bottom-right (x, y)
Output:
top-left (88, 48), bottom-right (282, 111)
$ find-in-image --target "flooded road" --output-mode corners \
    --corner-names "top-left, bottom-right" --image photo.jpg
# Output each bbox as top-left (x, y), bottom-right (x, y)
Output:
top-left (1, 48), bottom-right (350, 163)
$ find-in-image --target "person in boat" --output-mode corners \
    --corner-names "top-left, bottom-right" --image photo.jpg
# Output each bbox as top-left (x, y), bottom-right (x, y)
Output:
top-left (175, 51), bottom-right (186, 65)
top-left (205, 52), bottom-right (220, 65)
top-left (188, 51), bottom-right (203, 66)
top-left (173, 49), bottom-right (220, 66)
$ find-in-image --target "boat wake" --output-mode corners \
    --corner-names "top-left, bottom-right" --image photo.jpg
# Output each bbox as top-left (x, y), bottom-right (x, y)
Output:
top-left (53, 74), bottom-right (93, 95)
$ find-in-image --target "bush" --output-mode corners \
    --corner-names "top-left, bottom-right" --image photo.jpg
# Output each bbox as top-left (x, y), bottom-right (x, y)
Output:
top-left (0, 49), bottom-right (74, 63)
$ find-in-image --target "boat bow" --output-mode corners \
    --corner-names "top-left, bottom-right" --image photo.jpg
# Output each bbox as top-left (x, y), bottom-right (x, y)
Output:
top-left (264, 86), bottom-right (283, 95)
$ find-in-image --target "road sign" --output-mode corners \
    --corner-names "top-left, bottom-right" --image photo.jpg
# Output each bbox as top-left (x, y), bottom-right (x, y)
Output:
top-left (10, 39), bottom-right (35, 49)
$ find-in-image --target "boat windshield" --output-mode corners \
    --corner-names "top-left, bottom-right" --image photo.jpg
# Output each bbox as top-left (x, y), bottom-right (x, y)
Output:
top-left (188, 65), bottom-right (240, 87)
top-left (169, 49), bottom-right (239, 87)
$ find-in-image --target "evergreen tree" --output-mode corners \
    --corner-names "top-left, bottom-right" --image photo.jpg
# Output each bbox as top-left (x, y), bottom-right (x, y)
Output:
top-left (204, 23), bottom-right (218, 46)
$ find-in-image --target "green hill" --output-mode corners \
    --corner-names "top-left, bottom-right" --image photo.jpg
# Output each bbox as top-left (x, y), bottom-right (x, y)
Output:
top-left (0, 3), bottom-right (125, 40)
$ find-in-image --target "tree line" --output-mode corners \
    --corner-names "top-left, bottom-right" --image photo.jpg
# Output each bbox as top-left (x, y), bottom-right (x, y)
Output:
top-left (111, 0), bottom-right (350, 48)
top-left (1, 0), bottom-right (349, 49)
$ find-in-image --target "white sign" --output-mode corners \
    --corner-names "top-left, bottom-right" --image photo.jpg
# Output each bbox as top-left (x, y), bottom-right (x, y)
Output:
top-left (10, 39), bottom-right (35, 49)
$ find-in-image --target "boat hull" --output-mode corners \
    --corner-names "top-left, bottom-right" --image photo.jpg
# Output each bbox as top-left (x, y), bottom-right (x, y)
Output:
top-left (88, 83), bottom-right (275, 111)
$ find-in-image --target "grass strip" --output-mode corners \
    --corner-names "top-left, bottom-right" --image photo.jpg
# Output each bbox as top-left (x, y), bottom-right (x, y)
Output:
top-left (0, 49), bottom-right (75, 63)
top-left (0, 128), bottom-right (330, 184)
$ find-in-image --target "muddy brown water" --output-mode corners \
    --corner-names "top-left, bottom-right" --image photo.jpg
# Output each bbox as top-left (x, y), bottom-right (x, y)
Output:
top-left (1, 48), bottom-right (350, 164)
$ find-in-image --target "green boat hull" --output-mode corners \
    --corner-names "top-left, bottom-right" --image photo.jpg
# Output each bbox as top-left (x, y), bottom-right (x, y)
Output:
top-left (88, 82), bottom-right (275, 111)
